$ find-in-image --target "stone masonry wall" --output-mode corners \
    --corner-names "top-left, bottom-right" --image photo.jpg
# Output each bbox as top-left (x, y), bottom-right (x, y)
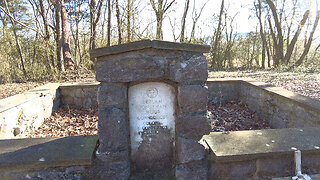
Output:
top-left (0, 83), bottom-right (60, 139)
top-left (91, 40), bottom-right (211, 180)
top-left (206, 79), bottom-right (320, 129)
top-left (206, 80), bottom-right (240, 105)
top-left (209, 151), bottom-right (320, 179)
top-left (59, 82), bottom-right (99, 109)
top-left (240, 81), bottom-right (320, 129)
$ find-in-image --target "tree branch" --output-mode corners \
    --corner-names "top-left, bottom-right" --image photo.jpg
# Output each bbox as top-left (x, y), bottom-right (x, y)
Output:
top-left (0, 5), bottom-right (44, 37)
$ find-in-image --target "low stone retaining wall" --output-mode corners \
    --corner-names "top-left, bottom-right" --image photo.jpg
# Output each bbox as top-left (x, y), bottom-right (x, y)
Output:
top-left (241, 80), bottom-right (320, 129)
top-left (0, 82), bottom-right (99, 139)
top-left (1, 78), bottom-right (319, 139)
top-left (59, 82), bottom-right (99, 109)
top-left (0, 83), bottom-right (60, 139)
top-left (206, 78), bottom-right (320, 129)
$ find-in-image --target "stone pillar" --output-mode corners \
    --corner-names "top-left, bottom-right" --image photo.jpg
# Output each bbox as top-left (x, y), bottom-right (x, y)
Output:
top-left (90, 40), bottom-right (211, 179)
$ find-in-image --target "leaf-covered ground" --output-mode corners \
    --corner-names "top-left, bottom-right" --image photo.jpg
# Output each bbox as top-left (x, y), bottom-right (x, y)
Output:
top-left (30, 107), bottom-right (98, 138)
top-left (208, 101), bottom-right (270, 132)
top-left (31, 101), bottom-right (269, 137)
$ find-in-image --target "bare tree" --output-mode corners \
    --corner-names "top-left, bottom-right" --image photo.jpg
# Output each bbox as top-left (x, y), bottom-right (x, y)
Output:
top-left (266, 0), bottom-right (284, 66)
top-left (294, 9), bottom-right (320, 66)
top-left (115, 0), bottom-right (122, 44)
top-left (55, 0), bottom-right (64, 71)
top-left (189, 0), bottom-right (208, 42)
top-left (211, 0), bottom-right (224, 68)
top-left (107, 0), bottom-right (111, 46)
top-left (149, 0), bottom-right (176, 40)
top-left (61, 0), bottom-right (74, 70)
top-left (254, 0), bottom-right (267, 68)
top-left (89, 0), bottom-right (104, 50)
top-left (3, 0), bottom-right (27, 76)
top-left (180, 0), bottom-right (189, 42)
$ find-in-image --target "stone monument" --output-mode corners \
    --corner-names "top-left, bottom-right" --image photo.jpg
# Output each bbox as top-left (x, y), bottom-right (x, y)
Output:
top-left (90, 40), bottom-right (211, 179)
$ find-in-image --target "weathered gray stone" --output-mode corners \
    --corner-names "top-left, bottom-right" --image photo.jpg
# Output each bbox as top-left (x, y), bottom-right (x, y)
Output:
top-left (97, 83), bottom-right (127, 108)
top-left (90, 39), bottom-right (210, 58)
top-left (95, 150), bottom-right (129, 164)
top-left (178, 85), bottom-right (208, 114)
top-left (175, 160), bottom-right (208, 180)
top-left (301, 154), bottom-right (320, 173)
top-left (206, 81), bottom-right (240, 105)
top-left (89, 161), bottom-right (130, 180)
top-left (176, 137), bottom-right (206, 164)
top-left (169, 55), bottom-right (208, 82)
top-left (176, 115), bottom-right (211, 140)
top-left (98, 108), bottom-right (129, 152)
top-left (254, 156), bottom-right (293, 178)
top-left (131, 122), bottom-right (174, 172)
top-left (96, 55), bottom-right (165, 82)
top-left (203, 128), bottom-right (320, 162)
top-left (0, 135), bottom-right (98, 171)
top-left (209, 160), bottom-right (256, 180)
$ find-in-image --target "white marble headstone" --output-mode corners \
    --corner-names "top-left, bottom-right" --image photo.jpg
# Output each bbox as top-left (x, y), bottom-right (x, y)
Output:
top-left (129, 82), bottom-right (175, 155)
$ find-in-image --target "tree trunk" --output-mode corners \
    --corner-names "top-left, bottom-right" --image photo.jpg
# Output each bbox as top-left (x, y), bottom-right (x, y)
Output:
top-left (116, 0), bottom-right (122, 44)
top-left (89, 0), bottom-right (96, 50)
top-left (150, 0), bottom-right (176, 40)
top-left (107, 0), bottom-right (111, 46)
top-left (180, 0), bottom-right (189, 42)
top-left (3, 0), bottom-right (27, 76)
top-left (13, 24), bottom-right (27, 76)
top-left (266, 0), bottom-right (284, 65)
top-left (61, 0), bottom-right (74, 70)
top-left (55, 0), bottom-right (64, 71)
top-left (295, 10), bottom-right (320, 67)
top-left (212, 0), bottom-right (224, 68)
top-left (283, 10), bottom-right (309, 64)
top-left (255, 0), bottom-right (266, 68)
top-left (127, 0), bottom-right (131, 42)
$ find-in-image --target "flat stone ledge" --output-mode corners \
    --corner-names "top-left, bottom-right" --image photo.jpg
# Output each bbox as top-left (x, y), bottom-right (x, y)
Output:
top-left (0, 135), bottom-right (98, 171)
top-left (59, 82), bottom-right (100, 88)
top-left (203, 128), bottom-right (320, 163)
top-left (0, 83), bottom-right (60, 113)
top-left (90, 39), bottom-right (210, 58)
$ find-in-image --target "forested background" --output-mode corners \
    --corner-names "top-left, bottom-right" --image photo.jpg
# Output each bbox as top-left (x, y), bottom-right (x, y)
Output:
top-left (0, 0), bottom-right (319, 83)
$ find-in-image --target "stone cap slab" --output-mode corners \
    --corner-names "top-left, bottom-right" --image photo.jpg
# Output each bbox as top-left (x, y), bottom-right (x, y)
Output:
top-left (59, 82), bottom-right (100, 88)
top-left (0, 83), bottom-right (60, 113)
top-left (0, 135), bottom-right (98, 171)
top-left (90, 39), bottom-right (211, 58)
top-left (203, 128), bottom-right (320, 163)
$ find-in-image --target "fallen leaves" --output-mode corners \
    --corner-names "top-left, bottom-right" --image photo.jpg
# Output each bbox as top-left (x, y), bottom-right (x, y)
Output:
top-left (30, 107), bottom-right (98, 138)
top-left (208, 101), bottom-right (270, 132)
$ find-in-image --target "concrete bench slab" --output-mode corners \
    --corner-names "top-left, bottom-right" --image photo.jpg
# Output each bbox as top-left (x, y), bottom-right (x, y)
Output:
top-left (203, 128), bottom-right (320, 162)
top-left (0, 135), bottom-right (98, 172)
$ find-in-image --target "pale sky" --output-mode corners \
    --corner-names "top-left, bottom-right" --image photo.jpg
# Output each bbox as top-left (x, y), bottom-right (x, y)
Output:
top-left (148, 0), bottom-right (320, 41)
